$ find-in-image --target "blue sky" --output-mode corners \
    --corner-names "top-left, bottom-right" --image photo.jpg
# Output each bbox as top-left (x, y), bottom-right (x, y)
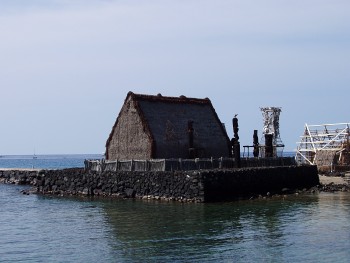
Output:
top-left (1, 0), bottom-right (349, 154)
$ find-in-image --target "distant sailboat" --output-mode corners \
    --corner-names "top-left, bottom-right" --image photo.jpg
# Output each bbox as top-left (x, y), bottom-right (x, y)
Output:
top-left (33, 147), bottom-right (38, 159)
top-left (32, 149), bottom-right (37, 169)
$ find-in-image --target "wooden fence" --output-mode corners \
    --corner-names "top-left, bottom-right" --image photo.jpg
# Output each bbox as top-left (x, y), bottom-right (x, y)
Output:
top-left (84, 157), bottom-right (296, 172)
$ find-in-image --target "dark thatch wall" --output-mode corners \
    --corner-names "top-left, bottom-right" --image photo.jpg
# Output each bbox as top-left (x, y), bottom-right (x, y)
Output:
top-left (106, 97), bottom-right (152, 160)
top-left (138, 100), bottom-right (230, 158)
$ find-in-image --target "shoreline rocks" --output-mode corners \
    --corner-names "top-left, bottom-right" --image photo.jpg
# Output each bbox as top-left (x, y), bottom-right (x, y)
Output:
top-left (1, 166), bottom-right (322, 202)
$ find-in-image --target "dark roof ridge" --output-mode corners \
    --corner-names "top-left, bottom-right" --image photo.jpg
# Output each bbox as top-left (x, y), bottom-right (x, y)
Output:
top-left (128, 91), bottom-right (211, 105)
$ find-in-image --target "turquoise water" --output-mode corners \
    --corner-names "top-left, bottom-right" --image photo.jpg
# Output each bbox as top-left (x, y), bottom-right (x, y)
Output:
top-left (1, 184), bottom-right (350, 262)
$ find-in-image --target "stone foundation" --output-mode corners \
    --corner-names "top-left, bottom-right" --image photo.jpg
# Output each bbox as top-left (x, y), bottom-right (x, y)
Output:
top-left (0, 165), bottom-right (319, 202)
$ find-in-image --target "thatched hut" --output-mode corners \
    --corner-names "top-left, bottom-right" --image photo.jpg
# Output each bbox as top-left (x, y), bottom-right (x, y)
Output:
top-left (105, 92), bottom-right (231, 160)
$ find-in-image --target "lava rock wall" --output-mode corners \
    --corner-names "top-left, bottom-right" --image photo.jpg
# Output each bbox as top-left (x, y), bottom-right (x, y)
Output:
top-left (0, 165), bottom-right (319, 202)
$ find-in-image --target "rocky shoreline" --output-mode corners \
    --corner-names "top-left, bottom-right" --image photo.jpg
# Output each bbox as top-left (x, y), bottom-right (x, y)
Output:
top-left (16, 180), bottom-right (350, 201)
top-left (0, 167), bottom-right (342, 202)
top-left (250, 174), bottom-right (350, 200)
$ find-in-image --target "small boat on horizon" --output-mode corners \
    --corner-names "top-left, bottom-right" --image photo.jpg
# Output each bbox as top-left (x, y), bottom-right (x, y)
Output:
top-left (33, 148), bottom-right (38, 159)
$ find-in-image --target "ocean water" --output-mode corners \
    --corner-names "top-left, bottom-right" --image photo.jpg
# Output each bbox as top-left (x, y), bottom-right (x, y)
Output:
top-left (1, 184), bottom-right (350, 262)
top-left (0, 154), bottom-right (103, 169)
top-left (1, 154), bottom-right (350, 262)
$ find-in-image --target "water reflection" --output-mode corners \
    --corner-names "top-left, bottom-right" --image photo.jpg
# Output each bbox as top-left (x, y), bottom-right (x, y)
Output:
top-left (3, 184), bottom-right (350, 262)
top-left (97, 193), bottom-right (350, 262)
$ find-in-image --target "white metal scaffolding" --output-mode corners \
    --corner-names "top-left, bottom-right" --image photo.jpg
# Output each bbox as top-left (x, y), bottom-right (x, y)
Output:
top-left (295, 123), bottom-right (350, 170)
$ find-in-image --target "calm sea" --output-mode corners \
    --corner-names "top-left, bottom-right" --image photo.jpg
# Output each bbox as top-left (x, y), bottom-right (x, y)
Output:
top-left (0, 154), bottom-right (103, 169)
top-left (1, 154), bottom-right (350, 262)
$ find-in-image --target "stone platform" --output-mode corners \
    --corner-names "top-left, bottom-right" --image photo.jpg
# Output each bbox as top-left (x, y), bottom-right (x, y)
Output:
top-left (0, 165), bottom-right (319, 202)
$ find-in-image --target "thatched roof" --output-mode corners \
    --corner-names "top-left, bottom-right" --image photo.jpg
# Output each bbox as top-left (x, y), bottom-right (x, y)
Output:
top-left (106, 91), bottom-right (231, 159)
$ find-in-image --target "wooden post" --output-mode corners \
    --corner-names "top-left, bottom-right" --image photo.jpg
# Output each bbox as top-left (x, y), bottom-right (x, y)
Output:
top-left (253, 130), bottom-right (259, 158)
top-left (188, 121), bottom-right (195, 159)
top-left (232, 116), bottom-right (241, 168)
top-left (265, 134), bottom-right (273, 158)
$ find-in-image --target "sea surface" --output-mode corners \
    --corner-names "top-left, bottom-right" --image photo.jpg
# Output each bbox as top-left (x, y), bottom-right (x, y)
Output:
top-left (1, 154), bottom-right (350, 262)
top-left (0, 154), bottom-right (103, 169)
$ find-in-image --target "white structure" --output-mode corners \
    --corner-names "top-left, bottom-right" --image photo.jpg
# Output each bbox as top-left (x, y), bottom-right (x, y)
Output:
top-left (295, 123), bottom-right (350, 170)
top-left (260, 107), bottom-right (284, 157)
